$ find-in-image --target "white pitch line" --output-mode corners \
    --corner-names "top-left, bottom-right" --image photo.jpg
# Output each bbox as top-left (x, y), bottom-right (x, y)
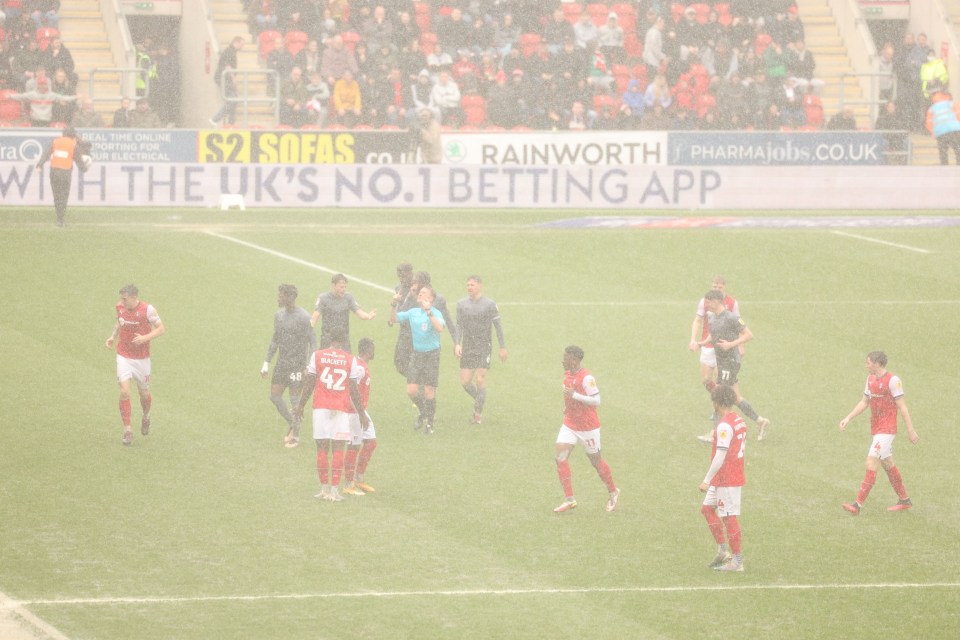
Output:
top-left (203, 231), bottom-right (395, 294)
top-left (0, 591), bottom-right (71, 640)
top-left (10, 582), bottom-right (960, 607)
top-left (831, 231), bottom-right (931, 254)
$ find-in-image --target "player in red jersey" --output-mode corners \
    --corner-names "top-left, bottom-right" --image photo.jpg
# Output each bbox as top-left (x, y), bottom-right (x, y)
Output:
top-left (295, 331), bottom-right (368, 502)
top-left (104, 284), bottom-right (165, 446)
top-left (553, 345), bottom-right (620, 514)
top-left (839, 351), bottom-right (919, 515)
top-left (699, 385), bottom-right (747, 572)
top-left (342, 338), bottom-right (379, 496)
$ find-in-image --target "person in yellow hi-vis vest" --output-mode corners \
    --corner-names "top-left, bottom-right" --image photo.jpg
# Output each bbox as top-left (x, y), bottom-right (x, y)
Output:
top-left (35, 127), bottom-right (92, 227)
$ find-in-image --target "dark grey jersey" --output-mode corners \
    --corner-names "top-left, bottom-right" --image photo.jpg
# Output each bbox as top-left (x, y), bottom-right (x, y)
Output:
top-left (456, 296), bottom-right (505, 351)
top-left (266, 306), bottom-right (316, 369)
top-left (707, 309), bottom-right (745, 364)
top-left (315, 291), bottom-right (359, 347)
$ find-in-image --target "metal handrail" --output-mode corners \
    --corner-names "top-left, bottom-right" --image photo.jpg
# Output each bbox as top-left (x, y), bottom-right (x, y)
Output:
top-left (88, 67), bottom-right (150, 107)
top-left (836, 71), bottom-right (895, 123)
top-left (218, 68), bottom-right (280, 127)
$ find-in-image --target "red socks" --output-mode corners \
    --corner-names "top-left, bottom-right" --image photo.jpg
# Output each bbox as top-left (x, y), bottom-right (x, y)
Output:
top-left (701, 505), bottom-right (725, 544)
top-left (724, 515), bottom-right (742, 554)
top-left (357, 440), bottom-right (377, 476)
top-left (595, 459), bottom-right (616, 493)
top-left (857, 469), bottom-right (877, 505)
top-left (316, 449), bottom-right (329, 485)
top-left (344, 449), bottom-right (358, 483)
top-left (331, 449), bottom-right (344, 487)
top-left (556, 459), bottom-right (573, 499)
top-left (885, 465), bottom-right (908, 500)
top-left (119, 398), bottom-right (132, 427)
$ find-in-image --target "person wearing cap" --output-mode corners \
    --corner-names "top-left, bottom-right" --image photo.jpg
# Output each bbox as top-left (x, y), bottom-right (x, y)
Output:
top-left (597, 11), bottom-right (625, 65)
top-left (35, 126), bottom-right (91, 227)
top-left (10, 77), bottom-right (76, 127)
top-left (925, 81), bottom-right (960, 165)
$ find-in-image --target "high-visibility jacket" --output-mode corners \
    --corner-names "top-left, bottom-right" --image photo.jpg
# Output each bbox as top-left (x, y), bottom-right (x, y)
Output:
top-left (50, 136), bottom-right (76, 170)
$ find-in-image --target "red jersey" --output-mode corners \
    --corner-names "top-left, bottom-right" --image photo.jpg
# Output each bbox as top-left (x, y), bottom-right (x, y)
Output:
top-left (307, 348), bottom-right (361, 412)
top-left (563, 367), bottom-right (600, 431)
top-left (865, 372), bottom-right (903, 435)
top-left (710, 411), bottom-right (746, 487)
top-left (355, 356), bottom-right (371, 409)
top-left (115, 301), bottom-right (160, 360)
top-left (697, 294), bottom-right (738, 346)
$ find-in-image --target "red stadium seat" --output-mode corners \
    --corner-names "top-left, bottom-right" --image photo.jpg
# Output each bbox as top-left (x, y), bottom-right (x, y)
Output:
top-left (612, 64), bottom-right (631, 93)
top-left (461, 94), bottom-right (487, 125)
top-left (285, 30), bottom-right (309, 57)
top-left (691, 3), bottom-right (711, 25)
top-left (380, 124), bottom-right (402, 130)
top-left (592, 93), bottom-right (617, 113)
top-left (624, 32), bottom-right (643, 59)
top-left (414, 2), bottom-right (431, 31)
top-left (587, 3), bottom-right (610, 27)
top-left (258, 30), bottom-right (282, 59)
top-left (802, 93), bottom-right (823, 127)
top-left (611, 3), bottom-right (636, 32)
top-left (670, 3), bottom-right (684, 23)
top-left (0, 99), bottom-right (23, 121)
top-left (519, 32), bottom-right (541, 58)
top-left (562, 3), bottom-right (583, 24)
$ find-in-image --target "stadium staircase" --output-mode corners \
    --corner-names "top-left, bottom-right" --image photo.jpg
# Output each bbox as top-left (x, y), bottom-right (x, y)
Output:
top-left (207, 0), bottom-right (277, 127)
top-left (57, 0), bottom-right (119, 122)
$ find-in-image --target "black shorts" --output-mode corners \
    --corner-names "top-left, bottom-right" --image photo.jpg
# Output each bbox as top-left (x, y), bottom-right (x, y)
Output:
top-left (716, 359), bottom-right (741, 386)
top-left (460, 345), bottom-right (492, 370)
top-left (272, 362), bottom-right (305, 387)
top-left (406, 349), bottom-right (440, 387)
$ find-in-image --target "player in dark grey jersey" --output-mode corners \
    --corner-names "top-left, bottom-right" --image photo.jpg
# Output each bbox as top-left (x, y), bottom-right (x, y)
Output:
top-left (699, 290), bottom-right (771, 440)
top-left (455, 275), bottom-right (507, 424)
top-left (389, 263), bottom-right (416, 376)
top-left (310, 273), bottom-right (377, 352)
top-left (261, 284), bottom-right (317, 448)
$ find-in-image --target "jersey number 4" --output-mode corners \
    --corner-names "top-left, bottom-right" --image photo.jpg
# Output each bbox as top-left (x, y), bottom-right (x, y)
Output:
top-left (319, 366), bottom-right (348, 391)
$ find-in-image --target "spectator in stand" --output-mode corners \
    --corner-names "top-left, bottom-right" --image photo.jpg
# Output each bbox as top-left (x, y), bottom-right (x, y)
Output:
top-left (391, 11), bottom-right (420, 52)
top-left (29, 0), bottom-right (58, 29)
top-left (328, 0), bottom-right (349, 28)
top-left (586, 47), bottom-right (614, 93)
top-left (786, 39), bottom-right (816, 85)
top-left (332, 68), bottom-right (363, 126)
top-left (465, 14), bottom-right (492, 55)
top-left (763, 40), bottom-right (788, 85)
top-left (408, 68), bottom-right (438, 124)
top-left (361, 70), bottom-right (391, 126)
top-left (500, 44), bottom-right (524, 77)
top-left (781, 5), bottom-right (805, 45)
top-left (279, 0), bottom-right (318, 34)
top-left (210, 36), bottom-right (244, 127)
top-left (42, 36), bottom-right (74, 84)
top-left (295, 39), bottom-right (322, 77)
top-left (875, 100), bottom-right (906, 165)
top-left (128, 96), bottom-right (163, 128)
top-left (383, 67), bottom-right (408, 126)
top-left (246, 0), bottom-right (278, 34)
top-left (11, 77), bottom-right (74, 126)
top-left (744, 68), bottom-right (774, 126)
top-left (920, 48), bottom-right (948, 99)
top-left (597, 12), bottom-right (625, 66)
top-left (436, 6), bottom-right (470, 53)
top-left (826, 105), bottom-right (857, 130)
top-left (621, 78), bottom-right (646, 129)
top-left (451, 48), bottom-right (479, 91)
top-left (371, 41), bottom-right (399, 78)
top-left (430, 69), bottom-right (462, 126)
top-left (354, 41), bottom-right (376, 79)
top-left (555, 36), bottom-right (587, 84)
top-left (542, 7), bottom-right (574, 56)
top-left (643, 101), bottom-right (671, 129)
top-left (320, 34), bottom-right (358, 87)
top-left (426, 42), bottom-right (453, 78)
top-left (12, 38), bottom-right (42, 89)
top-left (398, 37), bottom-right (426, 82)
top-left (926, 81), bottom-right (960, 165)
top-left (280, 66), bottom-right (311, 128)
top-left (573, 12), bottom-right (598, 52)
top-left (702, 38), bottom-right (739, 81)
top-left (594, 99), bottom-right (621, 130)
top-left (486, 69), bottom-right (520, 128)
top-left (476, 49), bottom-right (499, 93)
top-left (266, 33), bottom-right (295, 86)
top-left (676, 6), bottom-right (707, 55)
top-left (643, 15), bottom-right (668, 78)
top-left (566, 100), bottom-right (594, 130)
top-left (493, 13), bottom-right (520, 57)
top-left (49, 65), bottom-right (75, 123)
top-left (362, 5), bottom-right (394, 52)
top-left (112, 96), bottom-right (133, 128)
top-left (877, 43), bottom-right (894, 103)
top-left (645, 73), bottom-right (673, 111)
top-left (305, 69), bottom-right (330, 126)
top-left (71, 95), bottom-right (104, 128)
top-left (775, 75), bottom-right (804, 127)
top-left (716, 72), bottom-right (747, 127)
top-left (24, 64), bottom-right (47, 92)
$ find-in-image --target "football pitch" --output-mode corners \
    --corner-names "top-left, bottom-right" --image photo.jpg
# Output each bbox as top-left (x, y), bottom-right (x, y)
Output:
top-left (1, 207), bottom-right (959, 639)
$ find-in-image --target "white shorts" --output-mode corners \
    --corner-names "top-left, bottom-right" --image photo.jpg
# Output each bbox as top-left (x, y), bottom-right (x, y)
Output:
top-left (699, 346), bottom-right (717, 368)
top-left (312, 408), bottom-right (352, 441)
top-left (116, 355), bottom-right (151, 387)
top-left (348, 411), bottom-right (376, 445)
top-left (868, 433), bottom-right (896, 460)
top-left (556, 425), bottom-right (601, 454)
top-left (702, 485), bottom-right (742, 517)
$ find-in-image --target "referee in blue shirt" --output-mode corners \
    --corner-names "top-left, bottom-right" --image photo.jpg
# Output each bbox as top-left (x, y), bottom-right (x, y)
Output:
top-left (392, 285), bottom-right (445, 435)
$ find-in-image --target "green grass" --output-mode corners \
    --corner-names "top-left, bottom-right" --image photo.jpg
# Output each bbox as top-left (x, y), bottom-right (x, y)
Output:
top-left (1, 207), bottom-right (959, 639)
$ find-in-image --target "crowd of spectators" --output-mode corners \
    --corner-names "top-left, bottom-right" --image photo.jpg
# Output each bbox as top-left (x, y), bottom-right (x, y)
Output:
top-left (232, 0), bottom-right (848, 132)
